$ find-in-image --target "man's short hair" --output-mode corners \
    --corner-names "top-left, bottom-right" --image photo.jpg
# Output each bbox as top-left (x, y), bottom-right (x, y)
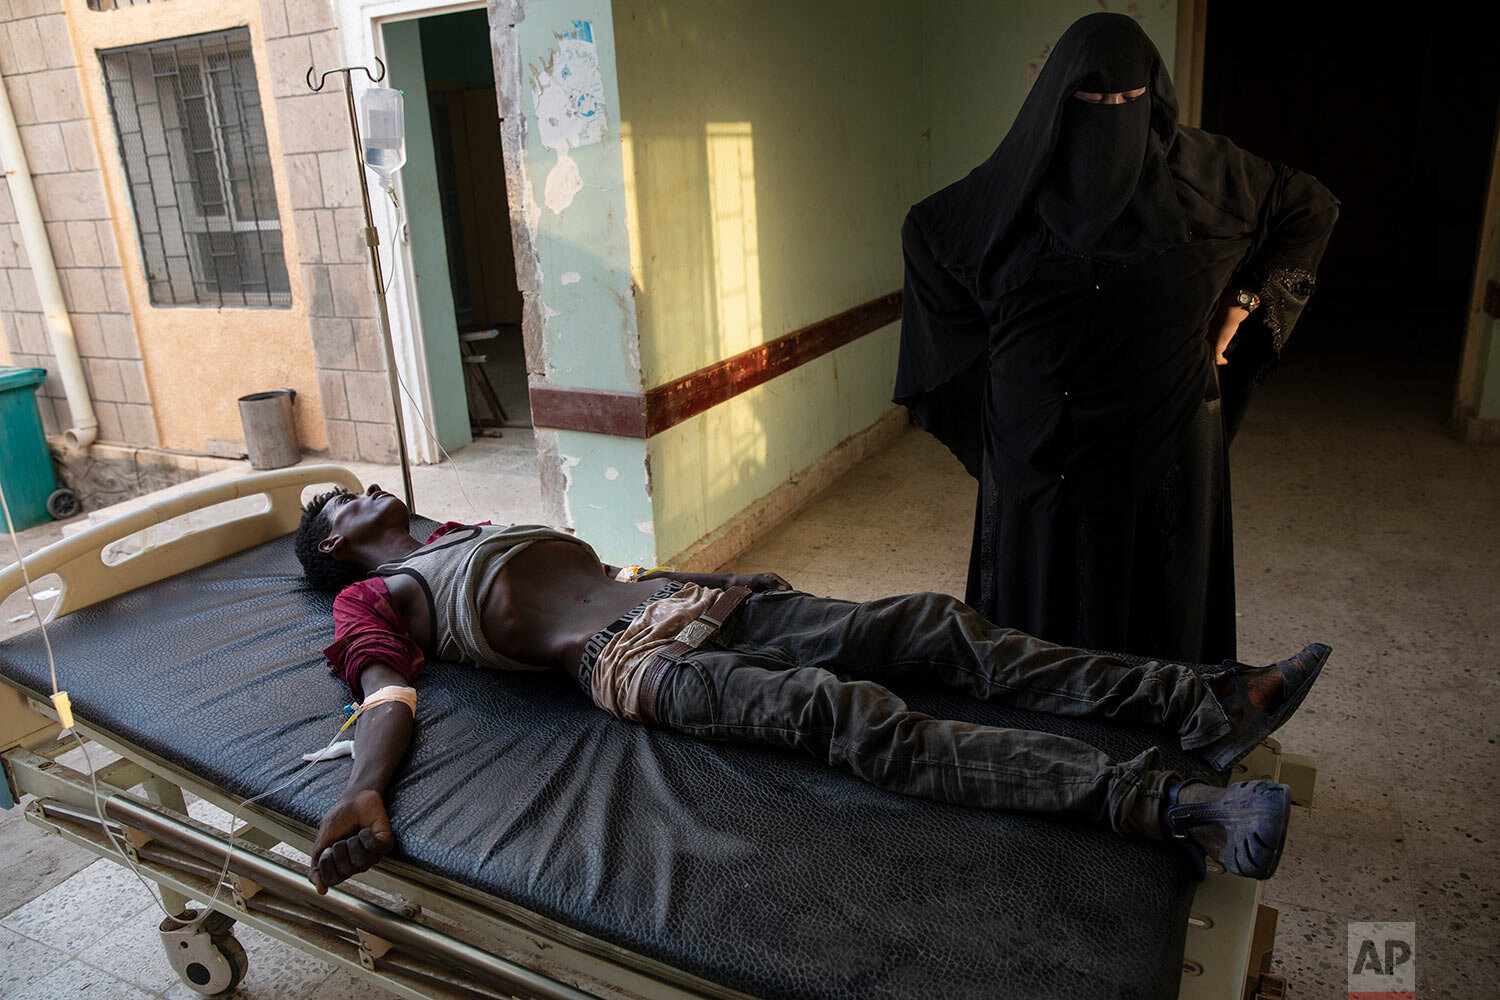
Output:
top-left (295, 488), bottom-right (366, 594)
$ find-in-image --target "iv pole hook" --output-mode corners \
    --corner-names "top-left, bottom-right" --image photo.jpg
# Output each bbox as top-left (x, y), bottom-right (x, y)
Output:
top-left (305, 56), bottom-right (386, 93)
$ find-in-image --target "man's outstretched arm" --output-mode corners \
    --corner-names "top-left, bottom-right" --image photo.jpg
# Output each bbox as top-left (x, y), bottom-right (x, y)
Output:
top-left (602, 563), bottom-right (791, 592)
top-left (650, 569), bottom-right (791, 591)
top-left (308, 662), bottom-right (414, 894)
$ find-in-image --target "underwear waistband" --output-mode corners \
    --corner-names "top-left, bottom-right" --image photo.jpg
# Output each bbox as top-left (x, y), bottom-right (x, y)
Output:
top-left (577, 580), bottom-right (686, 695)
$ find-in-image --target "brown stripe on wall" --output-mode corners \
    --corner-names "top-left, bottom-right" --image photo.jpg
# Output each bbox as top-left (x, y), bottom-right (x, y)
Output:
top-left (643, 291), bottom-right (902, 436)
top-left (527, 384), bottom-right (648, 437)
top-left (529, 291), bottom-right (902, 438)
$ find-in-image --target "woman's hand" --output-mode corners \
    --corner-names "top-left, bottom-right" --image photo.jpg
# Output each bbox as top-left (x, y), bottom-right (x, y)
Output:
top-left (731, 572), bottom-right (793, 593)
top-left (1212, 303), bottom-right (1253, 365)
top-left (309, 788), bottom-right (395, 894)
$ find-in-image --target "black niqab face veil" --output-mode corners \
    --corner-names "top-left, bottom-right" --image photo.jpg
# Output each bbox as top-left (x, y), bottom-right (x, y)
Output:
top-left (902, 13), bottom-right (1187, 289)
top-left (1035, 16), bottom-right (1188, 259)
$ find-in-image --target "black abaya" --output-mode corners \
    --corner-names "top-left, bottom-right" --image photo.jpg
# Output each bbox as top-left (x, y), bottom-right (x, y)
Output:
top-left (963, 229), bottom-right (1241, 661)
top-left (894, 14), bottom-right (1338, 662)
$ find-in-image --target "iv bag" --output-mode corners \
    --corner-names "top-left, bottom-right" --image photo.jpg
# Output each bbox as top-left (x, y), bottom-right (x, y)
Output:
top-left (360, 87), bottom-right (406, 187)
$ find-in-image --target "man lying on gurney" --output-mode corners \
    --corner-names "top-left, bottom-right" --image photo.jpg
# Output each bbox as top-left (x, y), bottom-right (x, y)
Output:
top-left (295, 484), bottom-right (1326, 894)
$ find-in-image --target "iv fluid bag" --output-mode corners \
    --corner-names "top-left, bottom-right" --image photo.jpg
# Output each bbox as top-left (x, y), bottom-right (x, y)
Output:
top-left (360, 87), bottom-right (405, 185)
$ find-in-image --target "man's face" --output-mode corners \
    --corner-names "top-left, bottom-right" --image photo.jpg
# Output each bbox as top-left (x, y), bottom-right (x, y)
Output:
top-left (316, 483), bottom-right (407, 557)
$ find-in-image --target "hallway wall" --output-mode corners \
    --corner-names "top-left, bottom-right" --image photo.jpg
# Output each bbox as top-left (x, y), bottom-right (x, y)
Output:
top-left (614, 0), bottom-right (925, 562)
top-left (613, 0), bottom-right (1181, 564)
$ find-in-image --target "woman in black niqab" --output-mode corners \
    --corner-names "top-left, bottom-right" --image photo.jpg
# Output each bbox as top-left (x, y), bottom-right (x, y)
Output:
top-left (895, 13), bottom-right (1338, 663)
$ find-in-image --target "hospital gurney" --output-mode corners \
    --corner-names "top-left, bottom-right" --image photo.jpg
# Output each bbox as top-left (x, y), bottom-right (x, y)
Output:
top-left (0, 466), bottom-right (1314, 1000)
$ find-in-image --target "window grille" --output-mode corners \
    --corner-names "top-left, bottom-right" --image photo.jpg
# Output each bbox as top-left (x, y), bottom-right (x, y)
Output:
top-left (87, 1), bottom-right (165, 14)
top-left (100, 29), bottom-right (290, 308)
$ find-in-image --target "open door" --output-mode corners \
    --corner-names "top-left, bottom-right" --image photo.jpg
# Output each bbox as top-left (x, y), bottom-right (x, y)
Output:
top-left (381, 7), bottom-right (534, 459)
top-left (1454, 117), bottom-right (1500, 443)
top-left (1199, 5), bottom-right (1500, 430)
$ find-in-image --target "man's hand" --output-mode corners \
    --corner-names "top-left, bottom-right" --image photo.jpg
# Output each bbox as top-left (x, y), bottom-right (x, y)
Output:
top-left (731, 572), bottom-right (792, 593)
top-left (309, 788), bottom-right (394, 894)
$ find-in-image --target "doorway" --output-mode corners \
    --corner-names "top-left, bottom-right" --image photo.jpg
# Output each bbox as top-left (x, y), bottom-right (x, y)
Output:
top-left (383, 7), bottom-right (531, 457)
top-left (420, 9), bottom-right (530, 435)
top-left (1200, 6), bottom-right (1500, 419)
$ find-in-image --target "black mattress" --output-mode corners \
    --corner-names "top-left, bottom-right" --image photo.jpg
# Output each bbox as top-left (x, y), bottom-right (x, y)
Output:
top-left (0, 522), bottom-right (1217, 1000)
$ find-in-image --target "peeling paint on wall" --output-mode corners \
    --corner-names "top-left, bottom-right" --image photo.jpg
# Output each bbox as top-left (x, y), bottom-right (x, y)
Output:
top-left (527, 186), bottom-right (543, 235)
top-left (544, 153), bottom-right (584, 213)
top-left (529, 19), bottom-right (608, 214)
top-left (557, 450), bottom-right (583, 527)
top-left (604, 466), bottom-right (620, 480)
top-left (561, 271), bottom-right (581, 285)
top-left (635, 520), bottom-right (655, 536)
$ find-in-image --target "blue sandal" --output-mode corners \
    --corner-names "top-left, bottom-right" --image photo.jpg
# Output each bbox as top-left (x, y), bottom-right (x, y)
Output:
top-left (1165, 779), bottom-right (1291, 881)
top-left (1198, 643), bottom-right (1330, 772)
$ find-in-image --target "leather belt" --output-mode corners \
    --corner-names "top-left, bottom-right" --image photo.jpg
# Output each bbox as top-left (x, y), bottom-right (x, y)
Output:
top-left (639, 585), bottom-right (752, 726)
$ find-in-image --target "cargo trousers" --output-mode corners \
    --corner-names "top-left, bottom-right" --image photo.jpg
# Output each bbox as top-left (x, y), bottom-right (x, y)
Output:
top-left (654, 590), bottom-right (1232, 838)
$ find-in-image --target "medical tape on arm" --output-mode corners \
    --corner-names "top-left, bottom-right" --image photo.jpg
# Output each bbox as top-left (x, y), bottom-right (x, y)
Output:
top-left (360, 684), bottom-right (416, 715)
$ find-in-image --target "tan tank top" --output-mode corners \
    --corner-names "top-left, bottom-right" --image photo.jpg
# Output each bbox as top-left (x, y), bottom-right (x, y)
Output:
top-left (373, 524), bottom-right (597, 670)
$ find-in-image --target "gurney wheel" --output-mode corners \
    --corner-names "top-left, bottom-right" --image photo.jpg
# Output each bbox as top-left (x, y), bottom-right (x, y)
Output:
top-left (159, 909), bottom-right (249, 996)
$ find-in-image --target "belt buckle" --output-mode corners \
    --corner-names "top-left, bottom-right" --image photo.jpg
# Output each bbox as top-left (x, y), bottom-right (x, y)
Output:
top-left (675, 619), bottom-right (716, 649)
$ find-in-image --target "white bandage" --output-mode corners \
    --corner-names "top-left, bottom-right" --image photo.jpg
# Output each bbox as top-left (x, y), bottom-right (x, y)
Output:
top-left (361, 684), bottom-right (416, 715)
top-left (303, 740), bottom-right (355, 762)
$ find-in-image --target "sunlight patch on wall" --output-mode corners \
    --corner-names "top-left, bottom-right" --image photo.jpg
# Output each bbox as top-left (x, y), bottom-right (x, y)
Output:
top-left (635, 130), bottom-right (717, 371)
top-left (620, 121), bottom-right (645, 294)
top-left (705, 123), bottom-right (762, 360)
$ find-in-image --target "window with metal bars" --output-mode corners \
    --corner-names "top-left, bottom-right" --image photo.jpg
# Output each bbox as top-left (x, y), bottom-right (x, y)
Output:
top-left (100, 29), bottom-right (291, 308)
top-left (87, 0), bottom-right (164, 11)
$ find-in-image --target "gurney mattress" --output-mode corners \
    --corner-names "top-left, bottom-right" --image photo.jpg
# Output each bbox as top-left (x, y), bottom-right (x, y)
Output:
top-left (0, 523), bottom-right (1216, 1000)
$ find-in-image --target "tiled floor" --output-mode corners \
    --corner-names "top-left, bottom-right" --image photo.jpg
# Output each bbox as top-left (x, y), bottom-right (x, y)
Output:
top-left (1, 301), bottom-right (1497, 997)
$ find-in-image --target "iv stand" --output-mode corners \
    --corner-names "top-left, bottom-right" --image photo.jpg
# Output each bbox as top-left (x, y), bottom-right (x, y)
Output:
top-left (306, 58), bottom-right (415, 513)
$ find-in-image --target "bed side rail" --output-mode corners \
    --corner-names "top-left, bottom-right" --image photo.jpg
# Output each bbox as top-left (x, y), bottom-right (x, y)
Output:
top-left (0, 464), bottom-right (362, 621)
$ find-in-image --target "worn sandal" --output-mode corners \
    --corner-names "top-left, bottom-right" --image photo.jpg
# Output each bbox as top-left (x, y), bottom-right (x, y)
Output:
top-left (1198, 642), bottom-right (1330, 771)
top-left (1165, 779), bottom-right (1291, 881)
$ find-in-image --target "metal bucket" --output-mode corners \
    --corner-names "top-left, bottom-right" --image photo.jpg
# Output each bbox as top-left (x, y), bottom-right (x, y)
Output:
top-left (237, 389), bottom-right (300, 470)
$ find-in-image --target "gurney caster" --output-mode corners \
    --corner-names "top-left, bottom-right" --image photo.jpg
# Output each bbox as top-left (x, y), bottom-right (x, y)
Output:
top-left (159, 908), bottom-right (249, 996)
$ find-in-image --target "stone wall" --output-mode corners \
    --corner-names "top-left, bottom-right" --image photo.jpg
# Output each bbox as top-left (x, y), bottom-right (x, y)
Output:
top-left (0, 0), bottom-right (156, 447)
top-left (2, 0), bottom-right (392, 464)
top-left (260, 0), bottom-right (396, 462)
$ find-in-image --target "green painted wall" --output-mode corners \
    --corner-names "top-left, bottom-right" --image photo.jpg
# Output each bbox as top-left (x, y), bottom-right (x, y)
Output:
top-left (518, 6), bottom-right (641, 392)
top-left (614, 0), bottom-right (926, 562)
top-left (1480, 325), bottom-right (1500, 419)
top-left (515, 2), bottom-right (655, 562)
top-left (384, 19), bottom-right (471, 454)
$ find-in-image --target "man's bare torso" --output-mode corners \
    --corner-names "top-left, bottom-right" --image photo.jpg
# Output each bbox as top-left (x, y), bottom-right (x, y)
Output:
top-left (381, 539), bottom-right (666, 677)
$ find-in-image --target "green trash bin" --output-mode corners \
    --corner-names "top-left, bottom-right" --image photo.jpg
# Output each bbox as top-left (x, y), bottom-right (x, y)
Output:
top-left (0, 366), bottom-right (70, 531)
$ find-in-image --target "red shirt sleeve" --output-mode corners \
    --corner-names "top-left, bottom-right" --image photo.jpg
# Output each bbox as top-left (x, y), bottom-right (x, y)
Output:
top-left (426, 520), bottom-right (490, 542)
top-left (324, 578), bottom-right (425, 696)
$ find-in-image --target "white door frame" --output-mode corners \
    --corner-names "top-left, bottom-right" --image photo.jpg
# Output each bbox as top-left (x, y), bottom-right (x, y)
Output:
top-left (332, 0), bottom-right (486, 464)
